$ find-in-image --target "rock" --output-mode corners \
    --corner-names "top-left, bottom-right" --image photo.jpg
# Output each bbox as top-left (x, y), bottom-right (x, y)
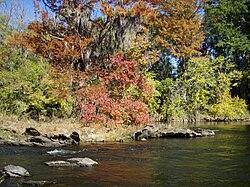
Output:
top-left (29, 137), bottom-right (46, 144)
top-left (160, 128), bottom-right (197, 138)
top-left (134, 130), bottom-right (142, 140)
top-left (3, 165), bottom-right (30, 177)
top-left (132, 125), bottom-right (216, 140)
top-left (57, 134), bottom-right (70, 141)
top-left (67, 158), bottom-right (98, 167)
top-left (141, 138), bottom-right (147, 141)
top-left (44, 161), bottom-right (77, 167)
top-left (24, 127), bottom-right (41, 136)
top-left (45, 158), bottom-right (98, 167)
top-left (70, 131), bottom-right (80, 143)
top-left (46, 134), bottom-right (70, 141)
top-left (28, 134), bottom-right (73, 147)
top-left (194, 128), bottom-right (215, 136)
top-left (22, 180), bottom-right (56, 186)
top-left (116, 137), bottom-right (124, 142)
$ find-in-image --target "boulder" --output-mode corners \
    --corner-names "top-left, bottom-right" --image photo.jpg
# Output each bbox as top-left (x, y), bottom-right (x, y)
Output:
top-left (160, 128), bottom-right (197, 138)
top-left (45, 158), bottom-right (98, 167)
top-left (29, 137), bottom-right (47, 144)
top-left (70, 132), bottom-right (80, 143)
top-left (67, 158), bottom-right (98, 167)
top-left (132, 125), bottom-right (216, 140)
top-left (24, 127), bottom-right (41, 136)
top-left (194, 128), bottom-right (215, 136)
top-left (44, 161), bottom-right (77, 167)
top-left (3, 165), bottom-right (30, 177)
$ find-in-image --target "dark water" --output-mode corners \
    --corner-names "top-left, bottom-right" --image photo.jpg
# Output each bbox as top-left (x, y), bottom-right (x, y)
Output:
top-left (1, 122), bottom-right (250, 187)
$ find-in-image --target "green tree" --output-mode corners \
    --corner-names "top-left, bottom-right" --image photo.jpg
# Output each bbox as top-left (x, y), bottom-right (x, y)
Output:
top-left (204, 0), bottom-right (250, 105)
top-left (151, 56), bottom-right (249, 121)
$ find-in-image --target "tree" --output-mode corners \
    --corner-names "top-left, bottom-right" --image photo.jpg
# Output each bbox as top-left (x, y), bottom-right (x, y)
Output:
top-left (25, 0), bottom-right (158, 71)
top-left (76, 53), bottom-right (153, 126)
top-left (151, 56), bottom-right (249, 121)
top-left (14, 0), bottom-right (157, 125)
top-left (154, 0), bottom-right (205, 72)
top-left (203, 0), bottom-right (250, 105)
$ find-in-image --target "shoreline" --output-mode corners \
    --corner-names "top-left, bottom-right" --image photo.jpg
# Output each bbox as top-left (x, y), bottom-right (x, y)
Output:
top-left (0, 113), bottom-right (249, 147)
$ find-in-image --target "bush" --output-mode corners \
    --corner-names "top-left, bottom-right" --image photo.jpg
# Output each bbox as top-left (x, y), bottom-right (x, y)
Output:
top-left (76, 53), bottom-right (153, 126)
top-left (0, 47), bottom-right (71, 120)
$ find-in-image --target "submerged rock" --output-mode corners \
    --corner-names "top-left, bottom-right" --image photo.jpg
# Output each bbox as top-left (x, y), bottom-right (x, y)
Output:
top-left (3, 165), bottom-right (30, 177)
top-left (67, 158), bottom-right (98, 167)
top-left (47, 148), bottom-right (78, 155)
top-left (22, 180), bottom-right (56, 186)
top-left (45, 158), bottom-right (98, 167)
top-left (44, 161), bottom-right (77, 167)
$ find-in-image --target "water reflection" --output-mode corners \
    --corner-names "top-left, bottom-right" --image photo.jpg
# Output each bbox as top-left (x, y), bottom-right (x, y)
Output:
top-left (151, 122), bottom-right (250, 186)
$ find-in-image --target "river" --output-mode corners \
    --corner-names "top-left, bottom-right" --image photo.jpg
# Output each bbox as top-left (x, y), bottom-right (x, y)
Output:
top-left (1, 122), bottom-right (250, 186)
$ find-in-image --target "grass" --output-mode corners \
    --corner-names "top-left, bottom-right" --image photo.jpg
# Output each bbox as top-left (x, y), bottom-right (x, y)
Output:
top-left (0, 113), bottom-right (145, 143)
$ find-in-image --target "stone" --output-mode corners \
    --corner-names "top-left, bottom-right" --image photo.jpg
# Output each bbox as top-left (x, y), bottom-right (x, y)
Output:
top-left (70, 131), bottom-right (80, 143)
top-left (194, 128), bottom-right (215, 136)
top-left (116, 137), bottom-right (124, 142)
top-left (24, 127), bottom-right (41, 136)
top-left (132, 125), bottom-right (216, 140)
top-left (45, 158), bottom-right (98, 167)
top-left (29, 137), bottom-right (46, 144)
top-left (3, 165), bottom-right (30, 177)
top-left (44, 161), bottom-right (77, 167)
top-left (22, 180), bottom-right (56, 186)
top-left (134, 130), bottom-right (142, 140)
top-left (67, 158), bottom-right (98, 167)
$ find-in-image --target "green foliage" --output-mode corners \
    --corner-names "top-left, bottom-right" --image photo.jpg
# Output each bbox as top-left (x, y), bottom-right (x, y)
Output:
top-left (148, 76), bottom-right (185, 121)
top-left (210, 91), bottom-right (249, 120)
top-left (204, 0), bottom-right (250, 104)
top-left (151, 56), bottom-right (249, 121)
top-left (0, 46), bottom-right (72, 120)
top-left (204, 0), bottom-right (250, 60)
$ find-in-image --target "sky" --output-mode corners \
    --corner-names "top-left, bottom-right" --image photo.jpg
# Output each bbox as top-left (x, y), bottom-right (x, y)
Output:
top-left (0, 0), bottom-right (40, 23)
top-left (22, 0), bottom-right (37, 22)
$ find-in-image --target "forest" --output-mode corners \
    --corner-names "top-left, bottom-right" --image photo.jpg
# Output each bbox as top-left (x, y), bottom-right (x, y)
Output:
top-left (0, 0), bottom-right (249, 126)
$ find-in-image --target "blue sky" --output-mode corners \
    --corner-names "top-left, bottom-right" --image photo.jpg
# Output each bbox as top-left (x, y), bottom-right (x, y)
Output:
top-left (22, 0), bottom-right (36, 22)
top-left (0, 0), bottom-right (38, 23)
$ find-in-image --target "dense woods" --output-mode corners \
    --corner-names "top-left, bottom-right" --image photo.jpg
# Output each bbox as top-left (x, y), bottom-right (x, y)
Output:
top-left (0, 0), bottom-right (249, 125)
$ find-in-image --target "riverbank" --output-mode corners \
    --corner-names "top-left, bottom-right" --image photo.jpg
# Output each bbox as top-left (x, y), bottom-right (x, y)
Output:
top-left (0, 113), bottom-right (145, 145)
top-left (0, 113), bottom-right (219, 148)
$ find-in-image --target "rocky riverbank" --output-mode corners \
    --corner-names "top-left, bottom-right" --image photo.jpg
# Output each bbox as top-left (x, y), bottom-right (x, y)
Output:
top-left (0, 123), bottom-right (216, 147)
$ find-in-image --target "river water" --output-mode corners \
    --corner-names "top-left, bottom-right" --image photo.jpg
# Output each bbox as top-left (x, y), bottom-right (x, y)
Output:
top-left (0, 122), bottom-right (250, 187)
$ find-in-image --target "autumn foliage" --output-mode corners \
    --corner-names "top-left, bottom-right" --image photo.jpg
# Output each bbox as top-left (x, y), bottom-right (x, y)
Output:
top-left (76, 53), bottom-right (153, 126)
top-left (2, 0), bottom-right (248, 124)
